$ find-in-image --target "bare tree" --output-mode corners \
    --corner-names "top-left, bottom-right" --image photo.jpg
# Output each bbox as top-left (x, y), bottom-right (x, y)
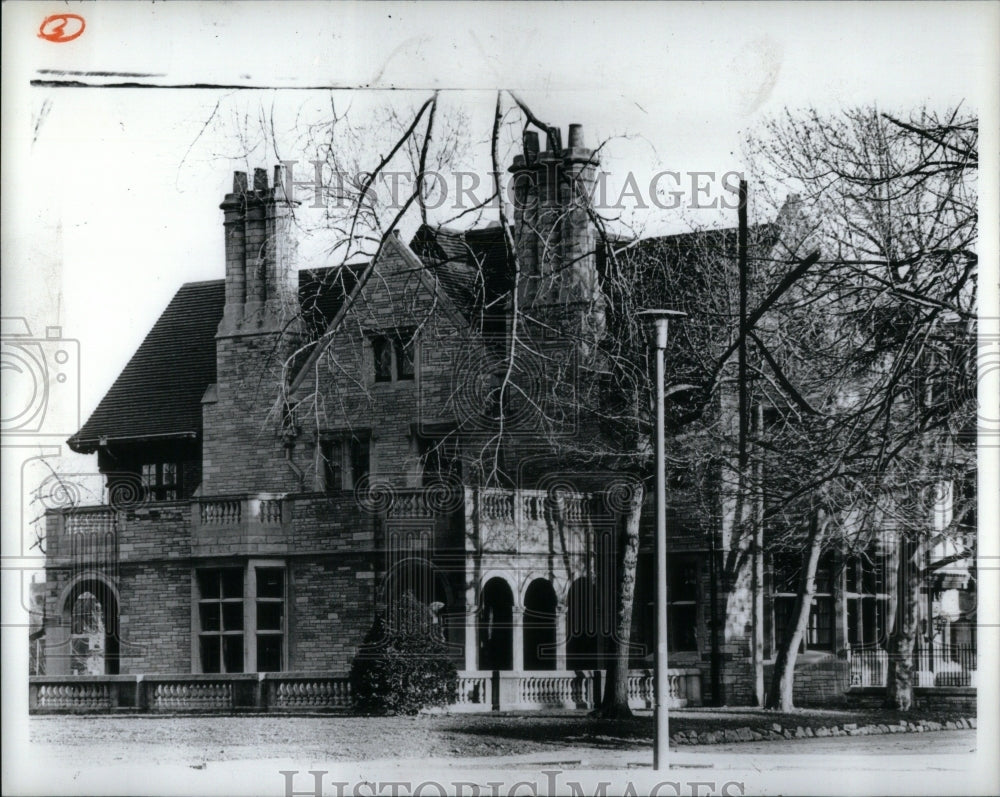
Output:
top-left (743, 105), bottom-right (977, 711)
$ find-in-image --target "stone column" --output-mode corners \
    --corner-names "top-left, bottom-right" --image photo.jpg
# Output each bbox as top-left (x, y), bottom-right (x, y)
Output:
top-left (555, 603), bottom-right (568, 670)
top-left (465, 574), bottom-right (478, 671)
top-left (512, 606), bottom-right (525, 672)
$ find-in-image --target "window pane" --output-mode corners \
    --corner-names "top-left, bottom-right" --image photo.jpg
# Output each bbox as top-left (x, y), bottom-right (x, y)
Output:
top-left (396, 337), bottom-right (415, 380)
top-left (772, 555), bottom-right (799, 593)
top-left (200, 636), bottom-right (221, 674)
top-left (198, 570), bottom-right (221, 599)
top-left (350, 438), bottom-right (370, 483)
top-left (257, 569), bottom-right (284, 599)
top-left (163, 463), bottom-right (177, 485)
top-left (814, 556), bottom-right (833, 594)
top-left (847, 599), bottom-right (860, 646)
top-left (199, 603), bottom-right (220, 632)
top-left (221, 569), bottom-right (243, 599)
top-left (257, 635), bottom-right (282, 672)
top-left (811, 597), bottom-right (834, 649)
top-left (222, 636), bottom-right (244, 673)
top-left (669, 605), bottom-right (698, 651)
top-left (669, 559), bottom-right (698, 602)
top-left (374, 337), bottom-right (392, 382)
top-left (222, 602), bottom-right (244, 631)
top-left (323, 441), bottom-right (343, 491)
top-left (774, 596), bottom-right (795, 645)
top-left (846, 558), bottom-right (859, 593)
top-left (257, 602), bottom-right (283, 631)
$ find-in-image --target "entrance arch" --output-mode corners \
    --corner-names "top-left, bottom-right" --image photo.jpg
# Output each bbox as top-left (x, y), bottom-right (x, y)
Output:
top-left (63, 578), bottom-right (119, 675)
top-left (523, 578), bottom-right (558, 670)
top-left (478, 577), bottom-right (514, 670)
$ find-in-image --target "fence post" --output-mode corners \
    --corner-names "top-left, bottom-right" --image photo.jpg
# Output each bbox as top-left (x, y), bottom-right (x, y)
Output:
top-left (592, 669), bottom-right (603, 708)
top-left (135, 675), bottom-right (147, 711)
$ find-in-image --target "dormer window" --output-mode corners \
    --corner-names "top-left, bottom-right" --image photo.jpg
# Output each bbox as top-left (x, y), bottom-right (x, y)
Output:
top-left (142, 462), bottom-right (179, 501)
top-left (371, 330), bottom-right (416, 383)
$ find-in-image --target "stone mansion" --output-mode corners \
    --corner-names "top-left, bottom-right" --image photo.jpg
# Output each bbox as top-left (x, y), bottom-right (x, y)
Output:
top-left (34, 122), bottom-right (976, 711)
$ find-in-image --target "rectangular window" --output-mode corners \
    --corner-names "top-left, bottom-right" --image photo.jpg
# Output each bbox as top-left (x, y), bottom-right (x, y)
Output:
top-left (142, 462), bottom-right (179, 501)
top-left (372, 330), bottom-right (417, 383)
top-left (420, 438), bottom-right (461, 486)
top-left (322, 434), bottom-right (370, 490)
top-left (846, 548), bottom-right (891, 648)
top-left (350, 437), bottom-right (370, 485)
top-left (197, 568), bottom-right (244, 674)
top-left (668, 557), bottom-right (699, 652)
top-left (769, 552), bottom-right (834, 652)
top-left (195, 565), bottom-right (286, 673)
top-left (255, 568), bottom-right (285, 672)
top-left (373, 336), bottom-right (393, 382)
top-left (321, 439), bottom-right (344, 491)
top-left (396, 336), bottom-right (415, 380)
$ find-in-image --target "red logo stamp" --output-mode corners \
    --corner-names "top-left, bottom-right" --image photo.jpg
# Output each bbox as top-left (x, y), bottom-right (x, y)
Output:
top-left (38, 14), bottom-right (86, 43)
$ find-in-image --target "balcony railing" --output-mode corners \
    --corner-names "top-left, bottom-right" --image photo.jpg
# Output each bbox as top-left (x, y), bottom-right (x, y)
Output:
top-left (847, 645), bottom-right (977, 688)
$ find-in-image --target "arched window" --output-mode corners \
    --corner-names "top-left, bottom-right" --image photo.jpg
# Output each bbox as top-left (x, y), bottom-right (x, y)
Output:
top-left (67, 582), bottom-right (119, 675)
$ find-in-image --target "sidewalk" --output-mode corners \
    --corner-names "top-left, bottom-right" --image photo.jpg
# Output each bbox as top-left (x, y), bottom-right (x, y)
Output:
top-left (10, 730), bottom-right (995, 797)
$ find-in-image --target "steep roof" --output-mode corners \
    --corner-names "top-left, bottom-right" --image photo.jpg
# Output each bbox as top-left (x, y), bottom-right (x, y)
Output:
top-left (410, 224), bottom-right (510, 317)
top-left (68, 267), bottom-right (356, 453)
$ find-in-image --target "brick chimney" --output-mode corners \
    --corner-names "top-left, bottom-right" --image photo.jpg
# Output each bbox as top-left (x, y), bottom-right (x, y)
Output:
top-left (218, 165), bottom-right (300, 335)
top-left (204, 165), bottom-right (303, 496)
top-left (509, 124), bottom-right (604, 348)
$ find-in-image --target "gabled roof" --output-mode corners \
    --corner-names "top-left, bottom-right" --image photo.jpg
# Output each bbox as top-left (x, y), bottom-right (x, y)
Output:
top-left (69, 267), bottom-right (356, 453)
top-left (410, 224), bottom-right (510, 318)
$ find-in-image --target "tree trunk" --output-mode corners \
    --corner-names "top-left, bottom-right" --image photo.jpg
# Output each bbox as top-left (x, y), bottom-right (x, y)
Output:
top-left (594, 483), bottom-right (643, 719)
top-left (885, 536), bottom-right (923, 711)
top-left (765, 513), bottom-right (825, 711)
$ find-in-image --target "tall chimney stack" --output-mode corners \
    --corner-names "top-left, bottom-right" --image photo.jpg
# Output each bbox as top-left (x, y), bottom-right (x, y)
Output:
top-left (217, 165), bottom-right (301, 336)
top-left (509, 122), bottom-right (604, 354)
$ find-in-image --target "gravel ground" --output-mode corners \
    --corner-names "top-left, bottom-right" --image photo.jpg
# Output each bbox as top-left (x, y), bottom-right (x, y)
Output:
top-left (28, 706), bottom-right (976, 766)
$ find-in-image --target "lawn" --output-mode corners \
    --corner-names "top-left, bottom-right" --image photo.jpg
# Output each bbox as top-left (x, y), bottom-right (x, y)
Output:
top-left (29, 705), bottom-right (976, 764)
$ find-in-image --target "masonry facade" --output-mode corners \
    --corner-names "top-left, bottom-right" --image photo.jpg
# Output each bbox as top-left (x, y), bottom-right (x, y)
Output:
top-left (37, 124), bottom-right (976, 707)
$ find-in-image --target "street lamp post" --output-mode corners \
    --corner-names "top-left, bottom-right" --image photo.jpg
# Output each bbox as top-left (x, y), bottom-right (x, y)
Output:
top-left (638, 308), bottom-right (686, 771)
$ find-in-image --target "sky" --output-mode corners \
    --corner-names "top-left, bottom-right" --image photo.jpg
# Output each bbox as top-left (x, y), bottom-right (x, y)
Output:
top-left (4, 2), bottom-right (996, 431)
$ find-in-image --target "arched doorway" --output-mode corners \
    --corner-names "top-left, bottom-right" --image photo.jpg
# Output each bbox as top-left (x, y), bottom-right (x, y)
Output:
top-left (478, 577), bottom-right (514, 670)
top-left (567, 577), bottom-right (601, 671)
top-left (380, 556), bottom-right (454, 642)
top-left (66, 579), bottom-right (119, 675)
top-left (523, 578), bottom-right (558, 671)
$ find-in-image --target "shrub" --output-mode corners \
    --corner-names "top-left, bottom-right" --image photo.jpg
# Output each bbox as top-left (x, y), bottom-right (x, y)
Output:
top-left (349, 591), bottom-right (458, 715)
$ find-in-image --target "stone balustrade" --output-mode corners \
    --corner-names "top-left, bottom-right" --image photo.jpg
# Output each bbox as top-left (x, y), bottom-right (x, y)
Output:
top-left (267, 675), bottom-right (353, 710)
top-left (64, 508), bottom-right (118, 536)
top-left (29, 669), bottom-right (702, 714)
top-left (627, 668), bottom-right (701, 709)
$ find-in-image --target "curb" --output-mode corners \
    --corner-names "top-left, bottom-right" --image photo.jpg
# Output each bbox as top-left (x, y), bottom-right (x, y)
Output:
top-left (672, 716), bottom-right (977, 746)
